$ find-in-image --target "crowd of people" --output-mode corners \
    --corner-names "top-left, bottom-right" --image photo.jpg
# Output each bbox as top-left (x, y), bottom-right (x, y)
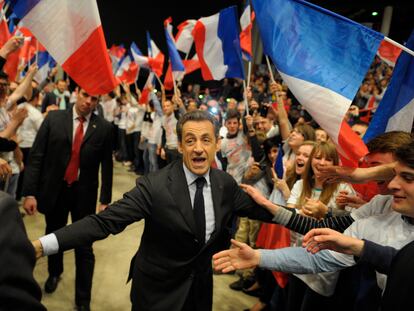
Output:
top-left (1, 30), bottom-right (413, 311)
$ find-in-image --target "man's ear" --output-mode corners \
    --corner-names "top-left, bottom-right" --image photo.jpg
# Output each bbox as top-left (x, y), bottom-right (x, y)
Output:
top-left (178, 142), bottom-right (183, 154)
top-left (215, 137), bottom-right (222, 152)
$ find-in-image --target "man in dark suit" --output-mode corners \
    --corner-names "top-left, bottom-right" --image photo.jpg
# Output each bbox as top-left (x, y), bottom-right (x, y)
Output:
top-left (23, 89), bottom-right (113, 311)
top-left (0, 191), bottom-right (46, 311)
top-left (32, 110), bottom-right (274, 311)
top-left (41, 79), bottom-right (71, 113)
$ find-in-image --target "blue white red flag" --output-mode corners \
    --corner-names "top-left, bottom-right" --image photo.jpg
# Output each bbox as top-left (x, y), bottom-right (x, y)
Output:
top-left (164, 17), bottom-right (185, 76)
top-left (239, 3), bottom-right (255, 61)
top-left (252, 0), bottom-right (384, 165)
top-left (364, 30), bottom-right (414, 143)
top-left (9, 0), bottom-right (118, 95)
top-left (192, 6), bottom-right (244, 81)
top-left (115, 54), bottom-right (139, 85)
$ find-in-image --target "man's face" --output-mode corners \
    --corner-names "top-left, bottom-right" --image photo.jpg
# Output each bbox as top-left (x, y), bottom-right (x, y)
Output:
top-left (57, 81), bottom-right (66, 93)
top-left (162, 100), bottom-right (174, 116)
top-left (388, 162), bottom-right (414, 217)
top-left (255, 117), bottom-right (271, 133)
top-left (315, 129), bottom-right (328, 142)
top-left (365, 152), bottom-right (395, 195)
top-left (225, 118), bottom-right (239, 136)
top-left (75, 90), bottom-right (98, 117)
top-left (187, 101), bottom-right (198, 112)
top-left (178, 120), bottom-right (219, 176)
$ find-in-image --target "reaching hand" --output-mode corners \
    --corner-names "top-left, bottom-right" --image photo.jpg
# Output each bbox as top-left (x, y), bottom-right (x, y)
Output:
top-left (32, 240), bottom-right (44, 259)
top-left (335, 191), bottom-right (366, 209)
top-left (302, 198), bottom-right (328, 219)
top-left (0, 158), bottom-right (12, 179)
top-left (302, 228), bottom-right (365, 256)
top-left (213, 239), bottom-right (260, 273)
top-left (318, 165), bottom-right (358, 184)
top-left (240, 184), bottom-right (269, 206)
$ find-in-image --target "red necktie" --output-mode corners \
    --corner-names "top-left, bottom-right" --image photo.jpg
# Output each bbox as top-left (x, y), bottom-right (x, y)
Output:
top-left (64, 116), bottom-right (85, 184)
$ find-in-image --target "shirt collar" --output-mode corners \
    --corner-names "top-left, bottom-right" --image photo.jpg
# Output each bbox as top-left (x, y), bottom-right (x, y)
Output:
top-left (72, 105), bottom-right (91, 122)
top-left (182, 163), bottom-right (211, 187)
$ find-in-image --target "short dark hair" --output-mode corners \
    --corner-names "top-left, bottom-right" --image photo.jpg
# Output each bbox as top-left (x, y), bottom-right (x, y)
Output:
top-left (225, 109), bottom-right (240, 121)
top-left (396, 140), bottom-right (414, 169)
top-left (366, 131), bottom-right (412, 154)
top-left (176, 110), bottom-right (220, 142)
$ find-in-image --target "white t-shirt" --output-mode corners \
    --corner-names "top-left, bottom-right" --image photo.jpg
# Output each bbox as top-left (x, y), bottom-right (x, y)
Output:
top-left (17, 103), bottom-right (44, 148)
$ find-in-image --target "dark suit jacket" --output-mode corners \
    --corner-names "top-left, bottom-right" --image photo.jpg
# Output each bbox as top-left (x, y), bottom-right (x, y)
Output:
top-left (0, 191), bottom-right (46, 311)
top-left (53, 160), bottom-right (274, 311)
top-left (41, 91), bottom-right (70, 113)
top-left (22, 108), bottom-right (113, 214)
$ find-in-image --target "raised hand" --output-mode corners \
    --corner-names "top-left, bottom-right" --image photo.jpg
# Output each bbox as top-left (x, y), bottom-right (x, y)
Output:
top-left (303, 228), bottom-right (365, 256)
top-left (213, 239), bottom-right (260, 273)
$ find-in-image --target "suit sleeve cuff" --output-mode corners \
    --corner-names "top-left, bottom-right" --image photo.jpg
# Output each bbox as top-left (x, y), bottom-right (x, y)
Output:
top-left (39, 233), bottom-right (59, 256)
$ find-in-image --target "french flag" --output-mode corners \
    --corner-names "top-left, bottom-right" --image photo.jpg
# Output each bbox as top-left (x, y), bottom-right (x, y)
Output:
top-left (363, 30), bottom-right (414, 143)
top-left (164, 17), bottom-right (185, 80)
top-left (130, 42), bottom-right (149, 67)
top-left (164, 54), bottom-right (200, 90)
top-left (8, 0), bottom-right (118, 95)
top-left (108, 43), bottom-right (126, 73)
top-left (192, 6), bottom-right (244, 81)
top-left (252, 0), bottom-right (384, 165)
top-left (139, 71), bottom-right (155, 105)
top-left (146, 31), bottom-right (165, 77)
top-left (175, 19), bottom-right (197, 55)
top-left (239, 3), bottom-right (255, 61)
top-left (115, 54), bottom-right (139, 85)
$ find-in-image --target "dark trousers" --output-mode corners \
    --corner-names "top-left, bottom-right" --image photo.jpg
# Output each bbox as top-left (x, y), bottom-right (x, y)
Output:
top-left (45, 182), bottom-right (95, 306)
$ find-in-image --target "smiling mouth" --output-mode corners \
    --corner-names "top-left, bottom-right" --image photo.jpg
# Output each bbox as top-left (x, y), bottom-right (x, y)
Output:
top-left (296, 162), bottom-right (304, 168)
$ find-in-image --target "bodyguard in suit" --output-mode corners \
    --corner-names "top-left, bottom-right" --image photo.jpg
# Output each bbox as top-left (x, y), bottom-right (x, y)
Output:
top-left (23, 89), bottom-right (113, 311)
top-left (32, 110), bottom-right (274, 311)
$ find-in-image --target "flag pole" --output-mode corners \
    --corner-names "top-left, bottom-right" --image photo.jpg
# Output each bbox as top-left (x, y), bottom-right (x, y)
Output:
top-left (247, 61), bottom-right (252, 88)
top-left (243, 80), bottom-right (250, 116)
top-left (153, 72), bottom-right (164, 91)
top-left (35, 40), bottom-right (39, 64)
top-left (265, 55), bottom-right (275, 82)
top-left (384, 36), bottom-right (414, 57)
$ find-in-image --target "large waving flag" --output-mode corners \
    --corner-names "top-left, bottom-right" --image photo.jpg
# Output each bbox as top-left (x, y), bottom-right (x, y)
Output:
top-left (175, 19), bottom-right (196, 55)
top-left (239, 3), bottom-right (255, 61)
top-left (252, 0), bottom-right (384, 165)
top-left (192, 6), bottom-right (244, 81)
top-left (363, 30), bottom-right (414, 143)
top-left (9, 0), bottom-right (118, 95)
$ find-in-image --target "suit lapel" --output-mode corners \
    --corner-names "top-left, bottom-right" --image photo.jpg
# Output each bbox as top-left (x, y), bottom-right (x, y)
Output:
top-left (82, 114), bottom-right (97, 145)
top-left (167, 162), bottom-right (198, 235)
top-left (208, 169), bottom-right (224, 242)
top-left (65, 109), bottom-right (74, 145)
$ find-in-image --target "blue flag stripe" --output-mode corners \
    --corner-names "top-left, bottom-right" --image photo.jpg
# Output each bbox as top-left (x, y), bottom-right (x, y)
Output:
top-left (363, 30), bottom-right (414, 143)
top-left (252, 0), bottom-right (383, 100)
top-left (8, 0), bottom-right (42, 19)
top-left (218, 6), bottom-right (245, 80)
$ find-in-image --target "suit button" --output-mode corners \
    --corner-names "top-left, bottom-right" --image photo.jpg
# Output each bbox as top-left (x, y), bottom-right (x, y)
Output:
top-left (194, 238), bottom-right (199, 243)
top-left (189, 273), bottom-right (194, 280)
